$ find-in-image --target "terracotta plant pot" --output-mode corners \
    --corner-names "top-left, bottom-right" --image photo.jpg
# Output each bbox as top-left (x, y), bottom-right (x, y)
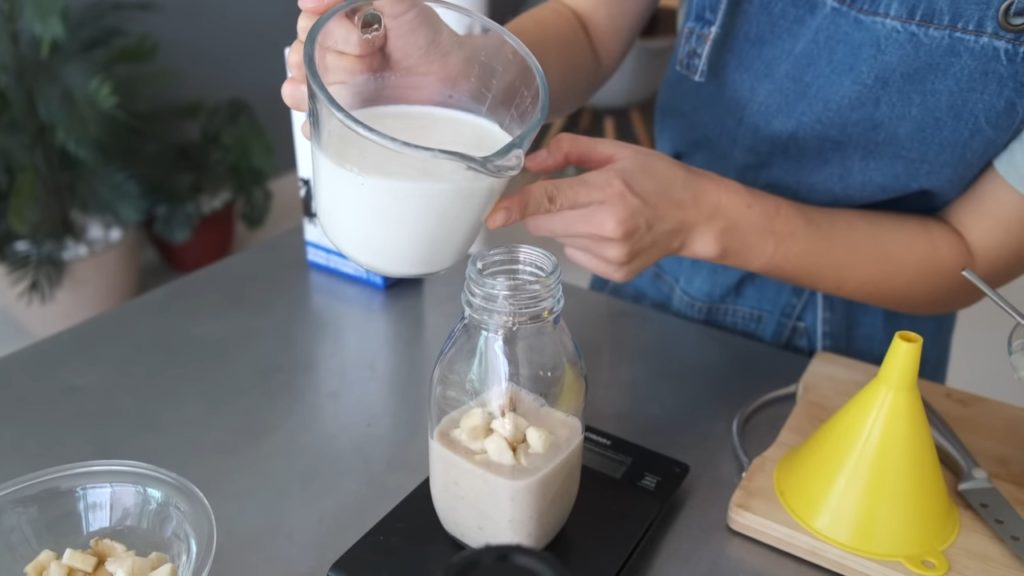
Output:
top-left (151, 202), bottom-right (236, 272)
top-left (0, 228), bottom-right (142, 338)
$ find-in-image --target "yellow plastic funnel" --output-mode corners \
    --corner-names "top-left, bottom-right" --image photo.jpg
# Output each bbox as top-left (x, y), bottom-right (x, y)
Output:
top-left (774, 331), bottom-right (960, 575)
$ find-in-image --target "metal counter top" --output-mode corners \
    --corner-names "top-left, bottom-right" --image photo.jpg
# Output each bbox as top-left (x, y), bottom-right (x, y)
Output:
top-left (0, 231), bottom-right (826, 575)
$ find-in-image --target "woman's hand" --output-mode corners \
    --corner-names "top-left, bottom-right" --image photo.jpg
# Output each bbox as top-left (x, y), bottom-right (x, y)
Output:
top-left (281, 0), bottom-right (460, 115)
top-left (487, 133), bottom-right (1024, 317)
top-left (486, 134), bottom-right (735, 282)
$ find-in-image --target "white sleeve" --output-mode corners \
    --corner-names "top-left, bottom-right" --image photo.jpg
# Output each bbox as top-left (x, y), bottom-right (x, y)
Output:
top-left (994, 130), bottom-right (1024, 195)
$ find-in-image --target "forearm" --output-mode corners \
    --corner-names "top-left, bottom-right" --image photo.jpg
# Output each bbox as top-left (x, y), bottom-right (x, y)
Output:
top-left (505, 1), bottom-right (656, 118)
top-left (703, 176), bottom-right (978, 315)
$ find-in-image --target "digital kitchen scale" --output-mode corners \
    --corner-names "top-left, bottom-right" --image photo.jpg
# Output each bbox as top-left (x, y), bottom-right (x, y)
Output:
top-left (328, 427), bottom-right (689, 576)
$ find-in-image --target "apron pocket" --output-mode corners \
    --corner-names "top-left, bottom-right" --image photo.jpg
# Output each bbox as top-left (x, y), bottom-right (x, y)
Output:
top-left (828, 0), bottom-right (1024, 47)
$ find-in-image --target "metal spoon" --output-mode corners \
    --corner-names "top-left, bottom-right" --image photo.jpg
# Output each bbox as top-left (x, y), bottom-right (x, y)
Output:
top-left (961, 268), bottom-right (1024, 325)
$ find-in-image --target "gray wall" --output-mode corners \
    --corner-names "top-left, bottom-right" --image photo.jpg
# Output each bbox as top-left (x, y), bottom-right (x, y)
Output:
top-left (140, 1), bottom-right (303, 171)
top-left (140, 0), bottom-right (530, 173)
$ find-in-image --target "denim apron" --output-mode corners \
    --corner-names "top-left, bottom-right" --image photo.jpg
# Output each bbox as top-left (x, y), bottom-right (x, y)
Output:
top-left (591, 0), bottom-right (1024, 381)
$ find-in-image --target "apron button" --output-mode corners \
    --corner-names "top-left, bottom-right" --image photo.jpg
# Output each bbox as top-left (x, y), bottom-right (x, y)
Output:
top-left (998, 0), bottom-right (1024, 33)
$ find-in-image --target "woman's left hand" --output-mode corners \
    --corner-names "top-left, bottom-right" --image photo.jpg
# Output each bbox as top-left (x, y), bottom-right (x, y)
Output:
top-left (485, 133), bottom-right (726, 282)
top-left (487, 132), bottom-right (1024, 317)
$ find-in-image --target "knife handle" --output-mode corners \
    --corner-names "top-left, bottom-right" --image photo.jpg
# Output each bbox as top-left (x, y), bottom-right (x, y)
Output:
top-left (925, 401), bottom-right (985, 482)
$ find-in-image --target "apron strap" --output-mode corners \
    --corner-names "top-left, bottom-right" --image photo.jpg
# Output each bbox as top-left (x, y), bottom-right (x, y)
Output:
top-left (676, 0), bottom-right (731, 81)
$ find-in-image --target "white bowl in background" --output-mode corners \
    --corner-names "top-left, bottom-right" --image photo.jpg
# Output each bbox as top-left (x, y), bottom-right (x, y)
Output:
top-left (588, 6), bottom-right (680, 110)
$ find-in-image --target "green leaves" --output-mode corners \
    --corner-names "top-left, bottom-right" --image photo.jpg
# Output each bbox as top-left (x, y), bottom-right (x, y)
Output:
top-left (239, 185), bottom-right (271, 229)
top-left (2, 239), bottom-right (66, 303)
top-left (147, 98), bottom-right (275, 243)
top-left (1, 0), bottom-right (274, 300)
top-left (203, 99), bottom-right (274, 228)
top-left (103, 34), bottom-right (158, 67)
top-left (21, 0), bottom-right (67, 57)
top-left (88, 75), bottom-right (119, 110)
top-left (8, 169), bottom-right (38, 236)
top-left (150, 203), bottom-right (201, 245)
top-left (1, 0), bottom-right (153, 300)
top-left (83, 167), bottom-right (146, 224)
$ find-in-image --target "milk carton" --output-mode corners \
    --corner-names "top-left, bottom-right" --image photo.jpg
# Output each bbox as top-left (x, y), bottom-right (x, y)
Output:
top-left (285, 47), bottom-right (397, 289)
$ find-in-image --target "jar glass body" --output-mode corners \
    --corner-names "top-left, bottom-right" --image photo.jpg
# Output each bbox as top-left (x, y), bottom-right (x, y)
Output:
top-left (428, 245), bottom-right (585, 549)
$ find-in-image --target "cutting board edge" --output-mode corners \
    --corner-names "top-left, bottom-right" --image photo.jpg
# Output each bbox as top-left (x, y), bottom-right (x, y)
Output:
top-left (726, 501), bottom-right (906, 576)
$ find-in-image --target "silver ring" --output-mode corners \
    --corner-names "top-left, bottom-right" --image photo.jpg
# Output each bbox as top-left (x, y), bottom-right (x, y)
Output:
top-left (999, 0), bottom-right (1024, 33)
top-left (355, 7), bottom-right (385, 39)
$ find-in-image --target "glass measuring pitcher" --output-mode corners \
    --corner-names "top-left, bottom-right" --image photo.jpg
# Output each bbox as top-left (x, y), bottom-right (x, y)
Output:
top-left (304, 1), bottom-right (549, 277)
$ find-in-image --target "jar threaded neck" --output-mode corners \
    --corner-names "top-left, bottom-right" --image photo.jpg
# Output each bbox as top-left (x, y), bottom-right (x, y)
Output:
top-left (462, 245), bottom-right (564, 325)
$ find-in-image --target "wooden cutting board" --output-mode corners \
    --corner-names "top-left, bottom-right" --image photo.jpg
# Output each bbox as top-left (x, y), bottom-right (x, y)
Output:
top-left (727, 352), bottom-right (1024, 576)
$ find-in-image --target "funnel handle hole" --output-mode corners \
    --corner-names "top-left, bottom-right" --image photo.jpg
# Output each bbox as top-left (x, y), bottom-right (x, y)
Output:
top-left (901, 552), bottom-right (949, 575)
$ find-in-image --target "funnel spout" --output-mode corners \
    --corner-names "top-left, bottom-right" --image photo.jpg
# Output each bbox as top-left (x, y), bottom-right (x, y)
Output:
top-left (876, 331), bottom-right (924, 390)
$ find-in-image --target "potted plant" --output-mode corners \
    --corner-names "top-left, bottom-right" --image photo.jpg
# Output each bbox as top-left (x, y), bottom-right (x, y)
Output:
top-left (143, 99), bottom-right (274, 272)
top-left (0, 0), bottom-right (155, 336)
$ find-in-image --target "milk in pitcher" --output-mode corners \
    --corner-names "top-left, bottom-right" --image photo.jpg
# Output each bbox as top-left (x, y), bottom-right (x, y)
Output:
top-left (313, 105), bottom-right (513, 277)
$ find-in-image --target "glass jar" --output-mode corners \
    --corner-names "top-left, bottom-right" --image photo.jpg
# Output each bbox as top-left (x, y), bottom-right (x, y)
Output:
top-left (429, 245), bottom-right (586, 549)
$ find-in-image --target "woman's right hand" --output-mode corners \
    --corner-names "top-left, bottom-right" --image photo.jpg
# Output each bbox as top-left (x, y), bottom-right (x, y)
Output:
top-left (281, 0), bottom-right (461, 114)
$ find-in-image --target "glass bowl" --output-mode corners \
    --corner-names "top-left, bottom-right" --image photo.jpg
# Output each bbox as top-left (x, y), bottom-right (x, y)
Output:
top-left (1009, 322), bottom-right (1024, 382)
top-left (0, 460), bottom-right (215, 575)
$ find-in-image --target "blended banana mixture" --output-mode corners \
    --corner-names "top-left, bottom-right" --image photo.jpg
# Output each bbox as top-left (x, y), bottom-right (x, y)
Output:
top-left (429, 386), bottom-right (583, 549)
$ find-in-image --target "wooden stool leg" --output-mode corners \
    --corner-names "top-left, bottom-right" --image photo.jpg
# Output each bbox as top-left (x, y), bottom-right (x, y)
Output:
top-left (603, 113), bottom-right (617, 141)
top-left (577, 107), bottom-right (594, 135)
top-left (629, 107), bottom-right (653, 149)
top-left (541, 116), bottom-right (568, 148)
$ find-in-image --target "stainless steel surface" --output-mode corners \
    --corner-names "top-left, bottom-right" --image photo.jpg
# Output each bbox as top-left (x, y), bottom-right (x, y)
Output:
top-left (957, 486), bottom-right (1024, 560)
top-left (0, 231), bottom-right (821, 576)
top-left (925, 403), bottom-right (1024, 560)
top-left (961, 268), bottom-right (1024, 326)
top-left (925, 402), bottom-right (982, 480)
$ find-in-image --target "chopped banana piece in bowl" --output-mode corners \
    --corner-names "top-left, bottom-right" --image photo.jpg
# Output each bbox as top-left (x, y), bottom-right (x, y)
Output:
top-left (0, 461), bottom-right (214, 576)
top-left (22, 540), bottom-right (178, 576)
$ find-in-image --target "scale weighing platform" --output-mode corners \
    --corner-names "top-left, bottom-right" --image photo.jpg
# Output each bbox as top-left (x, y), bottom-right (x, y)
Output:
top-left (329, 427), bottom-right (689, 575)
